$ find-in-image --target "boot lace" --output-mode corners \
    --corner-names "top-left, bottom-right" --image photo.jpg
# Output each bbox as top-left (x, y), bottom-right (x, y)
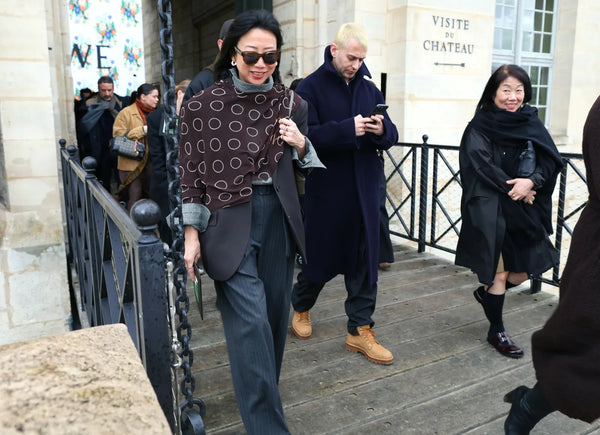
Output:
top-left (358, 326), bottom-right (379, 346)
top-left (298, 311), bottom-right (310, 323)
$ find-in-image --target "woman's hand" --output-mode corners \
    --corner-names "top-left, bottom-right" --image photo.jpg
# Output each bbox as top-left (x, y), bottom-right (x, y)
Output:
top-left (523, 190), bottom-right (537, 205)
top-left (279, 117), bottom-right (306, 159)
top-left (506, 178), bottom-right (535, 202)
top-left (184, 225), bottom-right (201, 279)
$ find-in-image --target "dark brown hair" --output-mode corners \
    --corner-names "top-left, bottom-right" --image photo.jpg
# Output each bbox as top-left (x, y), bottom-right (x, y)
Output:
top-left (476, 64), bottom-right (532, 113)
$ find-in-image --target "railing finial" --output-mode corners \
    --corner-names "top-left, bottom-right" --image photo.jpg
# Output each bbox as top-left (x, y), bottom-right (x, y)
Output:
top-left (67, 145), bottom-right (78, 158)
top-left (81, 156), bottom-right (98, 174)
top-left (130, 199), bottom-right (161, 244)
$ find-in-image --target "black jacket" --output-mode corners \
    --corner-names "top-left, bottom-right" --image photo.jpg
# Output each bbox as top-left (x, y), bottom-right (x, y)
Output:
top-left (146, 107), bottom-right (173, 245)
top-left (183, 69), bottom-right (215, 103)
top-left (455, 125), bottom-right (561, 285)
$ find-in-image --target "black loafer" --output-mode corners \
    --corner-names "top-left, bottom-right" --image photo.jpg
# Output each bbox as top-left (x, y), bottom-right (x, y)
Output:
top-left (488, 332), bottom-right (524, 358)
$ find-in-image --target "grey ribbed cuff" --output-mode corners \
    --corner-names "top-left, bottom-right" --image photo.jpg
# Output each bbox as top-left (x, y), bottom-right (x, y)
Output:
top-left (169, 203), bottom-right (211, 233)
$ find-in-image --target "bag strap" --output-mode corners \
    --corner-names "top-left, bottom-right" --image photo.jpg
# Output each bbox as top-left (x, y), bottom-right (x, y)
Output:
top-left (288, 91), bottom-right (294, 118)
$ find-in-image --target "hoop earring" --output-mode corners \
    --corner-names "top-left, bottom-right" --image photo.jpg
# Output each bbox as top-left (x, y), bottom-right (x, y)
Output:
top-left (231, 60), bottom-right (236, 66)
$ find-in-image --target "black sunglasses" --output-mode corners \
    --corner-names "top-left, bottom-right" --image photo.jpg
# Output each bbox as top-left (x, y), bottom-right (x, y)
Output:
top-left (234, 46), bottom-right (280, 65)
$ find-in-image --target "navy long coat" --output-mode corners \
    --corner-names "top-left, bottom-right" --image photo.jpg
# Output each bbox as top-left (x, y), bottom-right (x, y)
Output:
top-left (296, 46), bottom-right (399, 285)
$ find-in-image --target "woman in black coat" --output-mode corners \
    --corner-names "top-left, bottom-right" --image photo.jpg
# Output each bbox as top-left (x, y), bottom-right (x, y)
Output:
top-left (503, 95), bottom-right (600, 434)
top-left (455, 65), bottom-right (563, 358)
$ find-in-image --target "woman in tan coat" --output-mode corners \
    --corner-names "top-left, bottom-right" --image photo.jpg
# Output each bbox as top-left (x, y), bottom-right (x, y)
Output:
top-left (112, 83), bottom-right (159, 209)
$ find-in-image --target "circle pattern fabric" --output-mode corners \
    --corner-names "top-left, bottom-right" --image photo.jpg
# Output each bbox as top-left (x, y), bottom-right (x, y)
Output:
top-left (179, 81), bottom-right (299, 212)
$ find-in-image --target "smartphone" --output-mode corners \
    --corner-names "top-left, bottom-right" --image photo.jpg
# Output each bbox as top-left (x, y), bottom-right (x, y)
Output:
top-left (369, 104), bottom-right (389, 117)
top-left (193, 263), bottom-right (204, 320)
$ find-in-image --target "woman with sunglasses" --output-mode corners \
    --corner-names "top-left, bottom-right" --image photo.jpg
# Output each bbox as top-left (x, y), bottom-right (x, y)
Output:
top-left (179, 9), bottom-right (322, 434)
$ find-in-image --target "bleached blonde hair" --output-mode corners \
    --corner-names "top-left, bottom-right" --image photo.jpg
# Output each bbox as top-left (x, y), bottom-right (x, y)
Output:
top-left (333, 23), bottom-right (368, 50)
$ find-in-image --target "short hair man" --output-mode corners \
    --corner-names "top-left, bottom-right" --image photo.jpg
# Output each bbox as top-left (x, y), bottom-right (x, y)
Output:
top-left (291, 23), bottom-right (399, 365)
top-left (78, 76), bottom-right (126, 191)
top-left (183, 18), bottom-right (233, 102)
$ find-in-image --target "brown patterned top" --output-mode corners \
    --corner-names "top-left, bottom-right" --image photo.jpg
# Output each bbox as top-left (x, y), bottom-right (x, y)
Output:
top-left (179, 80), bottom-right (300, 212)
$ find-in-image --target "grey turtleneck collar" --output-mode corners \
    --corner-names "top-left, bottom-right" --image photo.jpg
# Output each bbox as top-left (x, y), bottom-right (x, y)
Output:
top-left (230, 68), bottom-right (274, 93)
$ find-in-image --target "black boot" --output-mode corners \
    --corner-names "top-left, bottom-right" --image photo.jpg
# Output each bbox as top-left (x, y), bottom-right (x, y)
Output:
top-left (504, 384), bottom-right (554, 434)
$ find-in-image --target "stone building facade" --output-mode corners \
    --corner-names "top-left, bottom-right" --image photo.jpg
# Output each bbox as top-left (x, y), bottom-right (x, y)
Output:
top-left (1, 0), bottom-right (598, 345)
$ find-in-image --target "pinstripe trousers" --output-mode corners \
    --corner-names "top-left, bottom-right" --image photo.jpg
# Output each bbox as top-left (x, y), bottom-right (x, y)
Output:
top-left (214, 185), bottom-right (293, 435)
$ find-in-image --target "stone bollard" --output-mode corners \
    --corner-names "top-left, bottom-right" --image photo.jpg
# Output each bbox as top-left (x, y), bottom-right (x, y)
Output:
top-left (0, 324), bottom-right (170, 433)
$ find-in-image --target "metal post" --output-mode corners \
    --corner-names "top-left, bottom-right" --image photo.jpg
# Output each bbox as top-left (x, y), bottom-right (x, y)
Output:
top-left (418, 135), bottom-right (429, 253)
top-left (130, 199), bottom-right (175, 430)
top-left (81, 156), bottom-right (103, 324)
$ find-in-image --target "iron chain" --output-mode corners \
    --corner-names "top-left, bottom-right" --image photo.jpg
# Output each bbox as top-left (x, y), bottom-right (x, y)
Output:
top-left (157, 1), bottom-right (205, 433)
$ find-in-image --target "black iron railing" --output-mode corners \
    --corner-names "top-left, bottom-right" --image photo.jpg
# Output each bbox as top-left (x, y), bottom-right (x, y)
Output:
top-left (383, 135), bottom-right (586, 291)
top-left (59, 140), bottom-right (174, 430)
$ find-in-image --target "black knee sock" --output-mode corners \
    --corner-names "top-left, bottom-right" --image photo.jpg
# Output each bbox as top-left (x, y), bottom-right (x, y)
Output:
top-left (483, 292), bottom-right (505, 338)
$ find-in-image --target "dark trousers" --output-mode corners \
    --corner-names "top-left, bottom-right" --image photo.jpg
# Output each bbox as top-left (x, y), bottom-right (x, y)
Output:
top-left (119, 165), bottom-right (151, 210)
top-left (291, 229), bottom-right (377, 333)
top-left (214, 185), bottom-right (292, 435)
top-left (90, 143), bottom-right (117, 191)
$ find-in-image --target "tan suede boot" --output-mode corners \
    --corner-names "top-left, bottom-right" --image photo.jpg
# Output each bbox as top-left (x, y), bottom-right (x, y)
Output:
top-left (292, 310), bottom-right (311, 339)
top-left (346, 325), bottom-right (394, 365)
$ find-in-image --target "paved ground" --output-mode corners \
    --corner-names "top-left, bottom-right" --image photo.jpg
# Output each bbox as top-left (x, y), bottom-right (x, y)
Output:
top-left (187, 244), bottom-right (600, 434)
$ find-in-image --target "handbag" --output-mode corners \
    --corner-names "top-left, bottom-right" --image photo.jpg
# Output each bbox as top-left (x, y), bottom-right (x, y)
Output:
top-left (110, 135), bottom-right (145, 160)
top-left (517, 140), bottom-right (536, 177)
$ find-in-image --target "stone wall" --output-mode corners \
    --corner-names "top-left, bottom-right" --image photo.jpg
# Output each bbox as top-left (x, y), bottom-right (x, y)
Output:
top-left (278, 0), bottom-right (495, 145)
top-left (0, 0), bottom-right (71, 345)
top-left (550, 0), bottom-right (600, 149)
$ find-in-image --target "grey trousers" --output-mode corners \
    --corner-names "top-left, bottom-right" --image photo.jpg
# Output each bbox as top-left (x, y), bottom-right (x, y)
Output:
top-left (214, 185), bottom-right (293, 435)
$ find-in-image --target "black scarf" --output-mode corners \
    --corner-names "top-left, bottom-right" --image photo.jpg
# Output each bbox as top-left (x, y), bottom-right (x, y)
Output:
top-left (470, 104), bottom-right (564, 240)
top-left (469, 104), bottom-right (562, 164)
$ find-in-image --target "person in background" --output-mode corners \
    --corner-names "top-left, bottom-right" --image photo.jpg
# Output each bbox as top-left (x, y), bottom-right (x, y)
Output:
top-left (78, 77), bottom-right (126, 191)
top-left (289, 77), bottom-right (303, 91)
top-left (74, 87), bottom-right (92, 114)
top-left (112, 83), bottom-right (160, 210)
top-left (291, 22), bottom-right (399, 365)
top-left (146, 79), bottom-right (190, 246)
top-left (182, 18), bottom-right (234, 102)
top-left (503, 95), bottom-right (600, 434)
top-left (455, 64), bottom-right (563, 359)
top-left (179, 10), bottom-right (322, 434)
top-left (74, 87), bottom-right (92, 151)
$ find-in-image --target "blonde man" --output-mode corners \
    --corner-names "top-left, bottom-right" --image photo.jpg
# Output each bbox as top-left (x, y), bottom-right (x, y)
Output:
top-left (291, 23), bottom-right (399, 365)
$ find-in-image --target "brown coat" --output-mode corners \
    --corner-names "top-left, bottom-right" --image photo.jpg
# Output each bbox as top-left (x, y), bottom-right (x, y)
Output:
top-left (531, 95), bottom-right (600, 423)
top-left (112, 103), bottom-right (147, 171)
